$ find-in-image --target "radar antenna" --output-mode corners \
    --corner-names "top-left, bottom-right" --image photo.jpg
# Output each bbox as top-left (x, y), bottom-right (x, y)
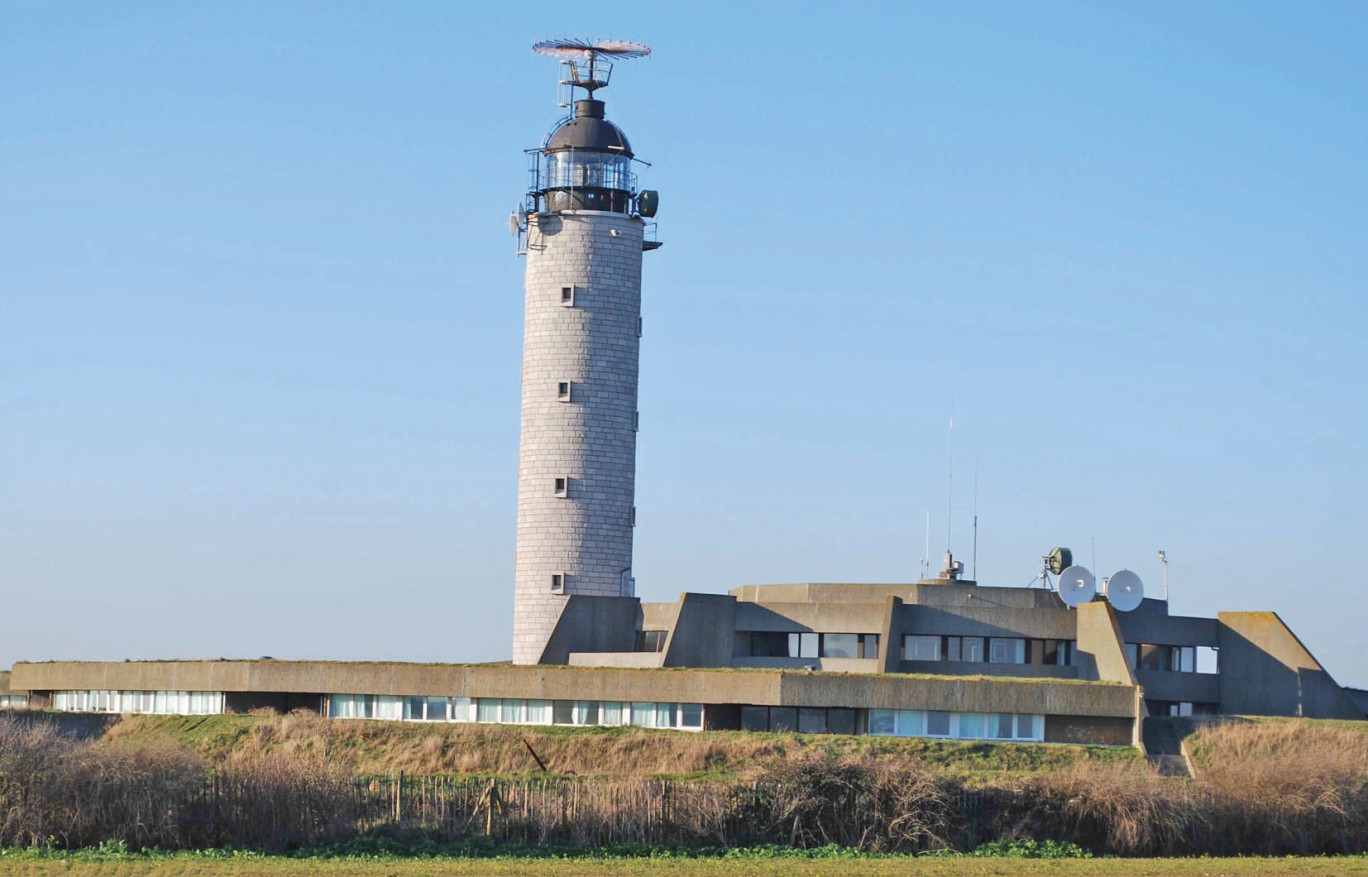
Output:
top-left (532, 38), bottom-right (652, 105)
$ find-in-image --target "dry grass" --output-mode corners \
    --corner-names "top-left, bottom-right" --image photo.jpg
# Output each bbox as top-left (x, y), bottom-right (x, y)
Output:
top-left (100, 712), bottom-right (1133, 779)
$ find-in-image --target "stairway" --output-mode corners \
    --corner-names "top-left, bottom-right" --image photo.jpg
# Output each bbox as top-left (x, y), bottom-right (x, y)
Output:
top-left (1143, 717), bottom-right (1193, 777)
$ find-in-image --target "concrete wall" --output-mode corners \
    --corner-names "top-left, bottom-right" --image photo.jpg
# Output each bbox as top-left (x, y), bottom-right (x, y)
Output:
top-left (1118, 612), bottom-right (1219, 648)
top-left (900, 661), bottom-right (1078, 680)
top-left (662, 593), bottom-right (737, 668)
top-left (514, 211), bottom-right (646, 665)
top-left (1133, 669), bottom-right (1221, 705)
top-left (1217, 612), bottom-right (1361, 719)
top-left (898, 605), bottom-right (1075, 640)
top-left (1045, 715), bottom-right (1135, 746)
top-left (1074, 602), bottom-right (1138, 686)
top-left (11, 660), bottom-right (1138, 720)
top-left (1345, 688), bottom-right (1368, 720)
top-left (538, 595), bottom-right (640, 664)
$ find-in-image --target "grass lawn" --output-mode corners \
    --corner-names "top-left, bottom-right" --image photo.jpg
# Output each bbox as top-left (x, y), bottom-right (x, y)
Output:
top-left (0, 857), bottom-right (1365, 876)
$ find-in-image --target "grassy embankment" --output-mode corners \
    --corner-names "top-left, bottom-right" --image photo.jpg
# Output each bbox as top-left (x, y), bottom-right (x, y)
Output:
top-left (0, 853), bottom-right (1365, 876)
top-left (100, 712), bottom-right (1136, 780)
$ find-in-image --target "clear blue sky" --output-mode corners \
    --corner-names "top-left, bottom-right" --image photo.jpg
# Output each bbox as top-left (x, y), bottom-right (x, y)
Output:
top-left (3, 2), bottom-right (1365, 686)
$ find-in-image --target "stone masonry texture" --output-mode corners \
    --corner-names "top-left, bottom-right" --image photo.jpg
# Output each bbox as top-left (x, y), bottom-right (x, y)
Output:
top-left (513, 211), bottom-right (645, 665)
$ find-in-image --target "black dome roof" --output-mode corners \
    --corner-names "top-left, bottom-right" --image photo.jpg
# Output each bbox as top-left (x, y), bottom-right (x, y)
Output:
top-left (544, 101), bottom-right (633, 157)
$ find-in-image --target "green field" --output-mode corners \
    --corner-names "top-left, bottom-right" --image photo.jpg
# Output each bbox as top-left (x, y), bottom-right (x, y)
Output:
top-left (0, 855), bottom-right (1364, 876)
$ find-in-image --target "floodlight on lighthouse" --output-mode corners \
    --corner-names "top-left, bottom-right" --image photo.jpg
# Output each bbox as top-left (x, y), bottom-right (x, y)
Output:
top-left (1058, 565), bottom-right (1096, 608)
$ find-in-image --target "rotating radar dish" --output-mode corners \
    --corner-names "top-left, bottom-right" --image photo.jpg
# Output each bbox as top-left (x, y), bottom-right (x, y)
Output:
top-left (1106, 569), bottom-right (1145, 612)
top-left (532, 39), bottom-right (652, 60)
top-left (1058, 565), bottom-right (1096, 608)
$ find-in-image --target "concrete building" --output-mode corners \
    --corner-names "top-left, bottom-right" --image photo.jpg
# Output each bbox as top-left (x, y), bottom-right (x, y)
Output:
top-left (1, 43), bottom-right (1361, 749)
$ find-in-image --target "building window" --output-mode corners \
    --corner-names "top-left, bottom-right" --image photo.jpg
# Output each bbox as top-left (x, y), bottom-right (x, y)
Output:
top-left (989, 638), bottom-right (1026, 664)
top-left (630, 506), bottom-right (636, 527)
top-left (904, 635), bottom-right (942, 661)
top-left (554, 477), bottom-right (568, 498)
top-left (926, 711), bottom-right (952, 736)
top-left (859, 634), bottom-right (880, 659)
top-left (557, 381), bottom-right (572, 402)
top-left (821, 633), bottom-right (859, 658)
top-left (560, 286), bottom-right (575, 306)
top-left (636, 629), bottom-right (666, 652)
top-left (551, 573), bottom-right (565, 593)
top-left (789, 632), bottom-right (820, 659)
top-left (749, 632), bottom-right (790, 657)
top-left (633, 411), bottom-right (639, 432)
top-left (636, 315), bottom-right (643, 337)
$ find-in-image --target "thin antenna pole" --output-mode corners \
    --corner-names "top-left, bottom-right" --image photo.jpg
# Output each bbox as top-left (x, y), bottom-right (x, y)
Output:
top-left (972, 461), bottom-right (978, 582)
top-left (1159, 550), bottom-right (1170, 601)
top-left (946, 409), bottom-right (954, 554)
top-left (922, 511), bottom-right (931, 580)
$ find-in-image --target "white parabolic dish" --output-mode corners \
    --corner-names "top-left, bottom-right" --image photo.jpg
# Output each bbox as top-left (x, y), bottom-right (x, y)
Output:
top-left (1059, 565), bottom-right (1097, 608)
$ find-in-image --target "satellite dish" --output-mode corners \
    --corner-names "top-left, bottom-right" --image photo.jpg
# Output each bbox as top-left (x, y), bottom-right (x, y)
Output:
top-left (1058, 565), bottom-right (1096, 608)
top-left (1047, 547), bottom-right (1073, 576)
top-left (1106, 569), bottom-right (1144, 612)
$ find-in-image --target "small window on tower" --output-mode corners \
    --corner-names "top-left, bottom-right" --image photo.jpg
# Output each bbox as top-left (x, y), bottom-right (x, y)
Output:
top-left (560, 286), bottom-right (575, 306)
top-left (554, 477), bottom-right (568, 498)
top-left (630, 506), bottom-right (637, 527)
top-left (636, 316), bottom-right (643, 337)
top-left (557, 381), bottom-right (572, 402)
top-left (632, 411), bottom-right (639, 432)
top-left (551, 573), bottom-right (565, 593)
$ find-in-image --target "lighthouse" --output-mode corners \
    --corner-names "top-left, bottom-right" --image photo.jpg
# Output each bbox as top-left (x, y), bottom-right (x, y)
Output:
top-left (511, 40), bottom-right (659, 665)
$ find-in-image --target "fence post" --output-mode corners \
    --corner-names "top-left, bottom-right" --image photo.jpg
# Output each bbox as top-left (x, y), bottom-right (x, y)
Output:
top-left (394, 771), bottom-right (404, 824)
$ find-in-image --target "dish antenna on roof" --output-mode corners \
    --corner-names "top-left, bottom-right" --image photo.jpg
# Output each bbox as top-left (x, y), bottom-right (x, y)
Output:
top-left (532, 38), bottom-right (652, 105)
top-left (1058, 565), bottom-right (1096, 608)
top-left (1105, 569), bottom-right (1145, 612)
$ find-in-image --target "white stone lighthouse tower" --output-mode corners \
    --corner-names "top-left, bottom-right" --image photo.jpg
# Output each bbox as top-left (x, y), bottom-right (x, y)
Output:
top-left (511, 40), bottom-right (660, 665)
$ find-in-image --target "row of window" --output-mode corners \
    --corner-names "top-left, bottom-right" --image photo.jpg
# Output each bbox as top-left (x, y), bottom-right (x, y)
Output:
top-left (741, 706), bottom-right (856, 734)
top-left (326, 695), bottom-right (704, 731)
top-left (903, 635), bottom-right (1075, 666)
top-left (868, 709), bottom-right (1044, 741)
top-left (1126, 643), bottom-right (1217, 674)
top-left (0, 695), bottom-right (29, 709)
top-left (52, 690), bottom-right (224, 715)
top-left (1146, 700), bottom-right (1219, 717)
top-left (745, 632), bottom-right (881, 660)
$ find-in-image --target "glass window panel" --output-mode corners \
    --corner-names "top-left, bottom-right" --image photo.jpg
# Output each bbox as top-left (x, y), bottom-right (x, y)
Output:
top-left (601, 702), bottom-right (623, 725)
top-left (679, 703), bottom-right (703, 729)
top-left (404, 697), bottom-right (424, 720)
top-left (959, 712), bottom-right (985, 738)
top-left (964, 637), bottom-right (985, 662)
top-left (906, 636), bottom-right (941, 661)
top-left (945, 636), bottom-right (962, 662)
top-left (769, 707), bottom-right (797, 733)
top-left (476, 698), bottom-right (500, 723)
top-left (426, 697), bottom-right (448, 721)
top-left (860, 634), bottom-right (880, 659)
top-left (827, 709), bottom-right (855, 735)
top-left (450, 697), bottom-right (472, 723)
top-left (798, 633), bottom-right (819, 659)
top-left (989, 638), bottom-right (1024, 664)
top-left (797, 708), bottom-right (827, 734)
top-left (630, 702), bottom-right (654, 727)
top-left (1180, 647), bottom-right (1195, 673)
top-left (523, 700), bottom-right (549, 725)
top-left (1016, 714), bottom-right (1039, 739)
top-left (576, 701), bottom-right (601, 726)
top-left (821, 633), bottom-right (858, 658)
top-left (897, 710), bottom-right (925, 737)
top-left (995, 713), bottom-right (1015, 739)
top-left (741, 706), bottom-right (769, 732)
top-left (926, 711), bottom-right (951, 736)
top-left (869, 709), bottom-right (896, 736)
top-left (553, 700), bottom-right (575, 725)
top-left (787, 633), bottom-right (800, 657)
top-left (500, 699), bottom-right (524, 724)
top-left (656, 703), bottom-right (674, 728)
top-left (750, 632), bottom-right (789, 657)
top-left (378, 696), bottom-right (403, 720)
top-left (1124, 643), bottom-right (1138, 668)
